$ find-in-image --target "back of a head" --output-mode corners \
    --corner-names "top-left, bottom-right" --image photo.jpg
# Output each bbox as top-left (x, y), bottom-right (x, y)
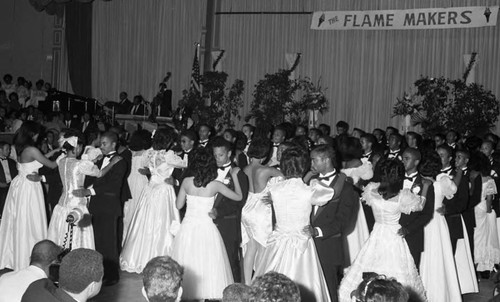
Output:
top-left (191, 148), bottom-right (218, 187)
top-left (59, 248), bottom-right (104, 295)
top-left (353, 273), bottom-right (409, 302)
top-left (222, 283), bottom-right (251, 302)
top-left (248, 138), bottom-right (271, 159)
top-left (152, 128), bottom-right (177, 150)
top-left (143, 256), bottom-right (184, 302)
top-left (14, 120), bottom-right (42, 155)
top-left (250, 271), bottom-right (301, 302)
top-left (129, 129), bottom-right (153, 151)
top-left (280, 146), bottom-right (310, 179)
top-left (30, 240), bottom-right (61, 267)
top-left (376, 159), bottom-right (405, 199)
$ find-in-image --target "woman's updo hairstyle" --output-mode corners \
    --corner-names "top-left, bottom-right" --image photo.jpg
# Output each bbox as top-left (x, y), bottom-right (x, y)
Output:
top-left (247, 138), bottom-right (271, 160)
top-left (280, 146), bottom-right (310, 179)
top-left (190, 148), bottom-right (218, 188)
top-left (14, 120), bottom-right (43, 156)
top-left (62, 129), bottom-right (85, 153)
top-left (376, 158), bottom-right (405, 200)
top-left (418, 150), bottom-right (442, 179)
top-left (152, 127), bottom-right (177, 151)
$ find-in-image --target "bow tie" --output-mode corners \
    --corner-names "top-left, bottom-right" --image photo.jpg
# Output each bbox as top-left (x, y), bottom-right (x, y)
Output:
top-left (404, 176), bottom-right (416, 181)
top-left (441, 167), bottom-right (452, 174)
top-left (273, 143), bottom-right (280, 147)
top-left (218, 164), bottom-right (231, 171)
top-left (318, 172), bottom-right (336, 181)
top-left (389, 150), bottom-right (400, 155)
top-left (104, 153), bottom-right (116, 158)
top-left (362, 152), bottom-right (372, 158)
top-left (0, 157), bottom-right (6, 161)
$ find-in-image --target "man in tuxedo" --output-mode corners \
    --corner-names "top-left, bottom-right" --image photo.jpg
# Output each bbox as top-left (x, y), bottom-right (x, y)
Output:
top-left (150, 95), bottom-right (171, 119)
top-left (0, 142), bottom-right (17, 218)
top-left (73, 132), bottom-right (128, 285)
top-left (130, 95), bottom-right (146, 116)
top-left (118, 91), bottom-right (132, 114)
top-left (198, 124), bottom-right (212, 148)
top-left (437, 144), bottom-right (469, 253)
top-left (62, 112), bottom-right (79, 129)
top-left (385, 133), bottom-right (404, 161)
top-left (155, 83), bottom-right (172, 115)
top-left (172, 99), bottom-right (192, 131)
top-left (309, 144), bottom-right (358, 302)
top-left (210, 137), bottom-right (249, 282)
top-left (400, 148), bottom-right (435, 267)
top-left (80, 112), bottom-right (97, 137)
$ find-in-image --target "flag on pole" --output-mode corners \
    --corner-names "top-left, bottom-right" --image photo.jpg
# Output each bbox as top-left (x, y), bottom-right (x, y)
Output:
top-left (191, 43), bottom-right (202, 93)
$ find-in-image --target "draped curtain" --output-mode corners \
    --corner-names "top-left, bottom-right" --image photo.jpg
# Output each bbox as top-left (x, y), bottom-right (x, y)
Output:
top-left (216, 0), bottom-right (500, 131)
top-left (91, 0), bottom-right (206, 104)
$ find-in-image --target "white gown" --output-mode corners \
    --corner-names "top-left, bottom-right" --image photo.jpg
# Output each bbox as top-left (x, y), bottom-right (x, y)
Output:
top-left (474, 176), bottom-right (500, 271)
top-left (122, 150), bottom-right (149, 243)
top-left (253, 178), bottom-right (333, 302)
top-left (48, 158), bottom-right (99, 250)
top-left (341, 158), bottom-right (372, 264)
top-left (420, 174), bottom-right (461, 302)
top-left (339, 183), bottom-right (427, 302)
top-left (120, 149), bottom-right (186, 273)
top-left (0, 161), bottom-right (47, 270)
top-left (171, 195), bottom-right (233, 300)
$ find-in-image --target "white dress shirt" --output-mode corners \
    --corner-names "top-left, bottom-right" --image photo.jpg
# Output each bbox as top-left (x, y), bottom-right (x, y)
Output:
top-left (216, 163), bottom-right (232, 182)
top-left (403, 171), bottom-right (418, 189)
top-left (0, 265), bottom-right (47, 302)
top-left (313, 169), bottom-right (337, 237)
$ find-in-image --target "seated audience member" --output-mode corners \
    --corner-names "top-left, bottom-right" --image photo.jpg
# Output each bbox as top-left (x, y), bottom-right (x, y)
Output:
top-left (351, 273), bottom-right (409, 302)
top-left (249, 271), bottom-right (300, 302)
top-left (22, 248), bottom-right (103, 302)
top-left (142, 256), bottom-right (183, 302)
top-left (0, 240), bottom-right (61, 302)
top-left (223, 283), bottom-right (251, 302)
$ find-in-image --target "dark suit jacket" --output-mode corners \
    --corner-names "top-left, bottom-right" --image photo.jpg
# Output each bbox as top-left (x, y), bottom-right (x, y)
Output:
top-left (399, 174), bottom-right (435, 254)
top-left (311, 173), bottom-right (359, 267)
top-left (80, 121), bottom-right (97, 136)
top-left (62, 119), bottom-right (79, 130)
top-left (443, 170), bottom-right (469, 239)
top-left (86, 155), bottom-right (128, 216)
top-left (22, 279), bottom-right (77, 302)
top-left (118, 148), bottom-right (132, 203)
top-left (119, 99), bottom-right (133, 114)
top-left (463, 172), bottom-right (482, 229)
top-left (213, 166), bottom-right (249, 219)
top-left (130, 104), bottom-right (146, 116)
top-left (0, 157), bottom-right (17, 184)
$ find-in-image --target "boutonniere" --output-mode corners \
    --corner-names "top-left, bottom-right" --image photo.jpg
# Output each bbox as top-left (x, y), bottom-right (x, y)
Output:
top-left (222, 178), bottom-right (230, 185)
top-left (412, 185), bottom-right (421, 195)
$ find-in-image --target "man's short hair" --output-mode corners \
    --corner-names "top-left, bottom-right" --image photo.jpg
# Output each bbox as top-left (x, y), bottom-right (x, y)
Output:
top-left (222, 283), bottom-right (251, 302)
top-left (249, 271), bottom-right (300, 302)
top-left (312, 144), bottom-right (338, 168)
top-left (143, 256), bottom-right (183, 302)
top-left (59, 249), bottom-right (103, 294)
top-left (211, 136), bottom-right (233, 152)
top-left (336, 120), bottom-right (349, 130)
top-left (30, 240), bottom-right (61, 267)
top-left (101, 131), bottom-right (118, 144)
top-left (180, 129), bottom-right (198, 142)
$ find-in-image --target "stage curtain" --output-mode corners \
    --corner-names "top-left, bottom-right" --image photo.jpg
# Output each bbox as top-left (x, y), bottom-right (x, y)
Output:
top-left (66, 1), bottom-right (92, 97)
top-left (91, 0), bottom-right (206, 104)
top-left (216, 0), bottom-right (500, 131)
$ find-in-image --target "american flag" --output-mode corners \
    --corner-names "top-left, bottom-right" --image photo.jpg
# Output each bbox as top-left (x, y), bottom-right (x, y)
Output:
top-left (191, 43), bottom-right (201, 93)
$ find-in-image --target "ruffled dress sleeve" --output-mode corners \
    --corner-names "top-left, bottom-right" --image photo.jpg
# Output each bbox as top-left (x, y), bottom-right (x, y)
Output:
top-left (436, 173), bottom-right (457, 199)
top-left (484, 177), bottom-right (498, 196)
top-left (164, 150), bottom-right (187, 169)
top-left (78, 160), bottom-right (101, 177)
top-left (361, 182), bottom-right (380, 207)
top-left (309, 179), bottom-right (335, 206)
top-left (398, 188), bottom-right (425, 214)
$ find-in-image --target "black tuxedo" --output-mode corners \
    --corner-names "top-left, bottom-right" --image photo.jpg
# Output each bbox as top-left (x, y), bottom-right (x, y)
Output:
top-left (213, 164), bottom-right (249, 282)
top-left (490, 159), bottom-right (500, 216)
top-left (39, 151), bottom-right (63, 219)
top-left (385, 149), bottom-right (403, 161)
top-left (22, 279), bottom-right (77, 302)
top-left (310, 173), bottom-right (358, 302)
top-left (119, 99), bottom-right (133, 114)
top-left (155, 90), bottom-right (172, 115)
top-left (85, 154), bottom-right (128, 282)
top-left (443, 169), bottom-right (469, 253)
top-left (0, 157), bottom-right (17, 217)
top-left (463, 172), bottom-right (482, 259)
top-left (130, 103), bottom-right (146, 116)
top-left (151, 103), bottom-right (171, 117)
top-left (399, 174), bottom-right (435, 268)
top-left (62, 119), bottom-right (79, 130)
top-left (80, 121), bottom-right (97, 136)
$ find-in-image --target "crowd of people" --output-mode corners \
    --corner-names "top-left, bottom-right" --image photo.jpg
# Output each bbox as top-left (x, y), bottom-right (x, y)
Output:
top-left (1, 74), bottom-right (500, 302)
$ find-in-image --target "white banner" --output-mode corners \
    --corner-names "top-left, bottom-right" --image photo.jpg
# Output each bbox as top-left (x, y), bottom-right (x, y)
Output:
top-left (311, 6), bottom-right (498, 30)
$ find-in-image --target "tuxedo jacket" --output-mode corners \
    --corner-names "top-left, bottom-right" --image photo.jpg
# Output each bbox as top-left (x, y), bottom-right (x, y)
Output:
top-left (118, 148), bottom-right (132, 203)
top-left (0, 157), bottom-right (17, 185)
top-left (151, 103), bottom-right (171, 117)
top-left (21, 279), bottom-right (77, 302)
top-left (62, 119), bottom-right (79, 130)
top-left (443, 170), bottom-right (469, 239)
top-left (311, 173), bottom-right (358, 267)
top-left (385, 149), bottom-right (403, 161)
top-left (85, 155), bottom-right (128, 216)
top-left (463, 173), bottom-right (482, 229)
top-left (119, 99), bottom-right (133, 114)
top-left (130, 104), bottom-right (146, 116)
top-left (213, 165), bottom-right (249, 219)
top-left (399, 174), bottom-right (435, 254)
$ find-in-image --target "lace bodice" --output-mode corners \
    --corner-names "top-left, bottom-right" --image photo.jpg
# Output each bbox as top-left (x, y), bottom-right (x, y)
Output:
top-left (362, 183), bottom-right (424, 225)
top-left (341, 158), bottom-right (374, 184)
top-left (269, 178), bottom-right (333, 232)
top-left (17, 160), bottom-right (43, 176)
top-left (57, 157), bottom-right (100, 207)
top-left (183, 195), bottom-right (215, 223)
top-left (433, 174), bottom-right (457, 209)
top-left (144, 149), bottom-right (187, 184)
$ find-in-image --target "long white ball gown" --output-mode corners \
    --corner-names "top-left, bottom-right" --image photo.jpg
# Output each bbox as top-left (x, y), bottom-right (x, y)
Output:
top-left (171, 195), bottom-right (234, 300)
top-left (341, 158), bottom-right (372, 265)
top-left (120, 149), bottom-right (186, 273)
top-left (253, 178), bottom-right (333, 302)
top-left (339, 183), bottom-right (427, 302)
top-left (48, 157), bottom-right (99, 250)
top-left (419, 174), bottom-right (461, 302)
top-left (0, 161), bottom-right (47, 270)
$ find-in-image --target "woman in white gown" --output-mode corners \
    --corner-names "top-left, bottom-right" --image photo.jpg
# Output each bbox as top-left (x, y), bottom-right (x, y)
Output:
top-left (419, 152), bottom-right (461, 302)
top-left (339, 159), bottom-right (429, 302)
top-left (0, 121), bottom-right (60, 270)
top-left (241, 138), bottom-right (283, 285)
top-left (48, 131), bottom-right (121, 250)
top-left (253, 146), bottom-right (333, 302)
top-left (339, 137), bottom-right (372, 265)
top-left (122, 129), bottom-right (152, 243)
top-left (120, 128), bottom-right (186, 273)
top-left (171, 148), bottom-right (242, 300)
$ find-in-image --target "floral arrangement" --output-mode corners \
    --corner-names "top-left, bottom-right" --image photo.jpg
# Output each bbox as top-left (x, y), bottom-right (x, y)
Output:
top-left (396, 76), bottom-right (500, 135)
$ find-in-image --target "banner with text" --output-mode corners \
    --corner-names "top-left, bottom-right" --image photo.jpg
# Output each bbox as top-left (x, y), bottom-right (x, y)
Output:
top-left (311, 6), bottom-right (498, 30)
